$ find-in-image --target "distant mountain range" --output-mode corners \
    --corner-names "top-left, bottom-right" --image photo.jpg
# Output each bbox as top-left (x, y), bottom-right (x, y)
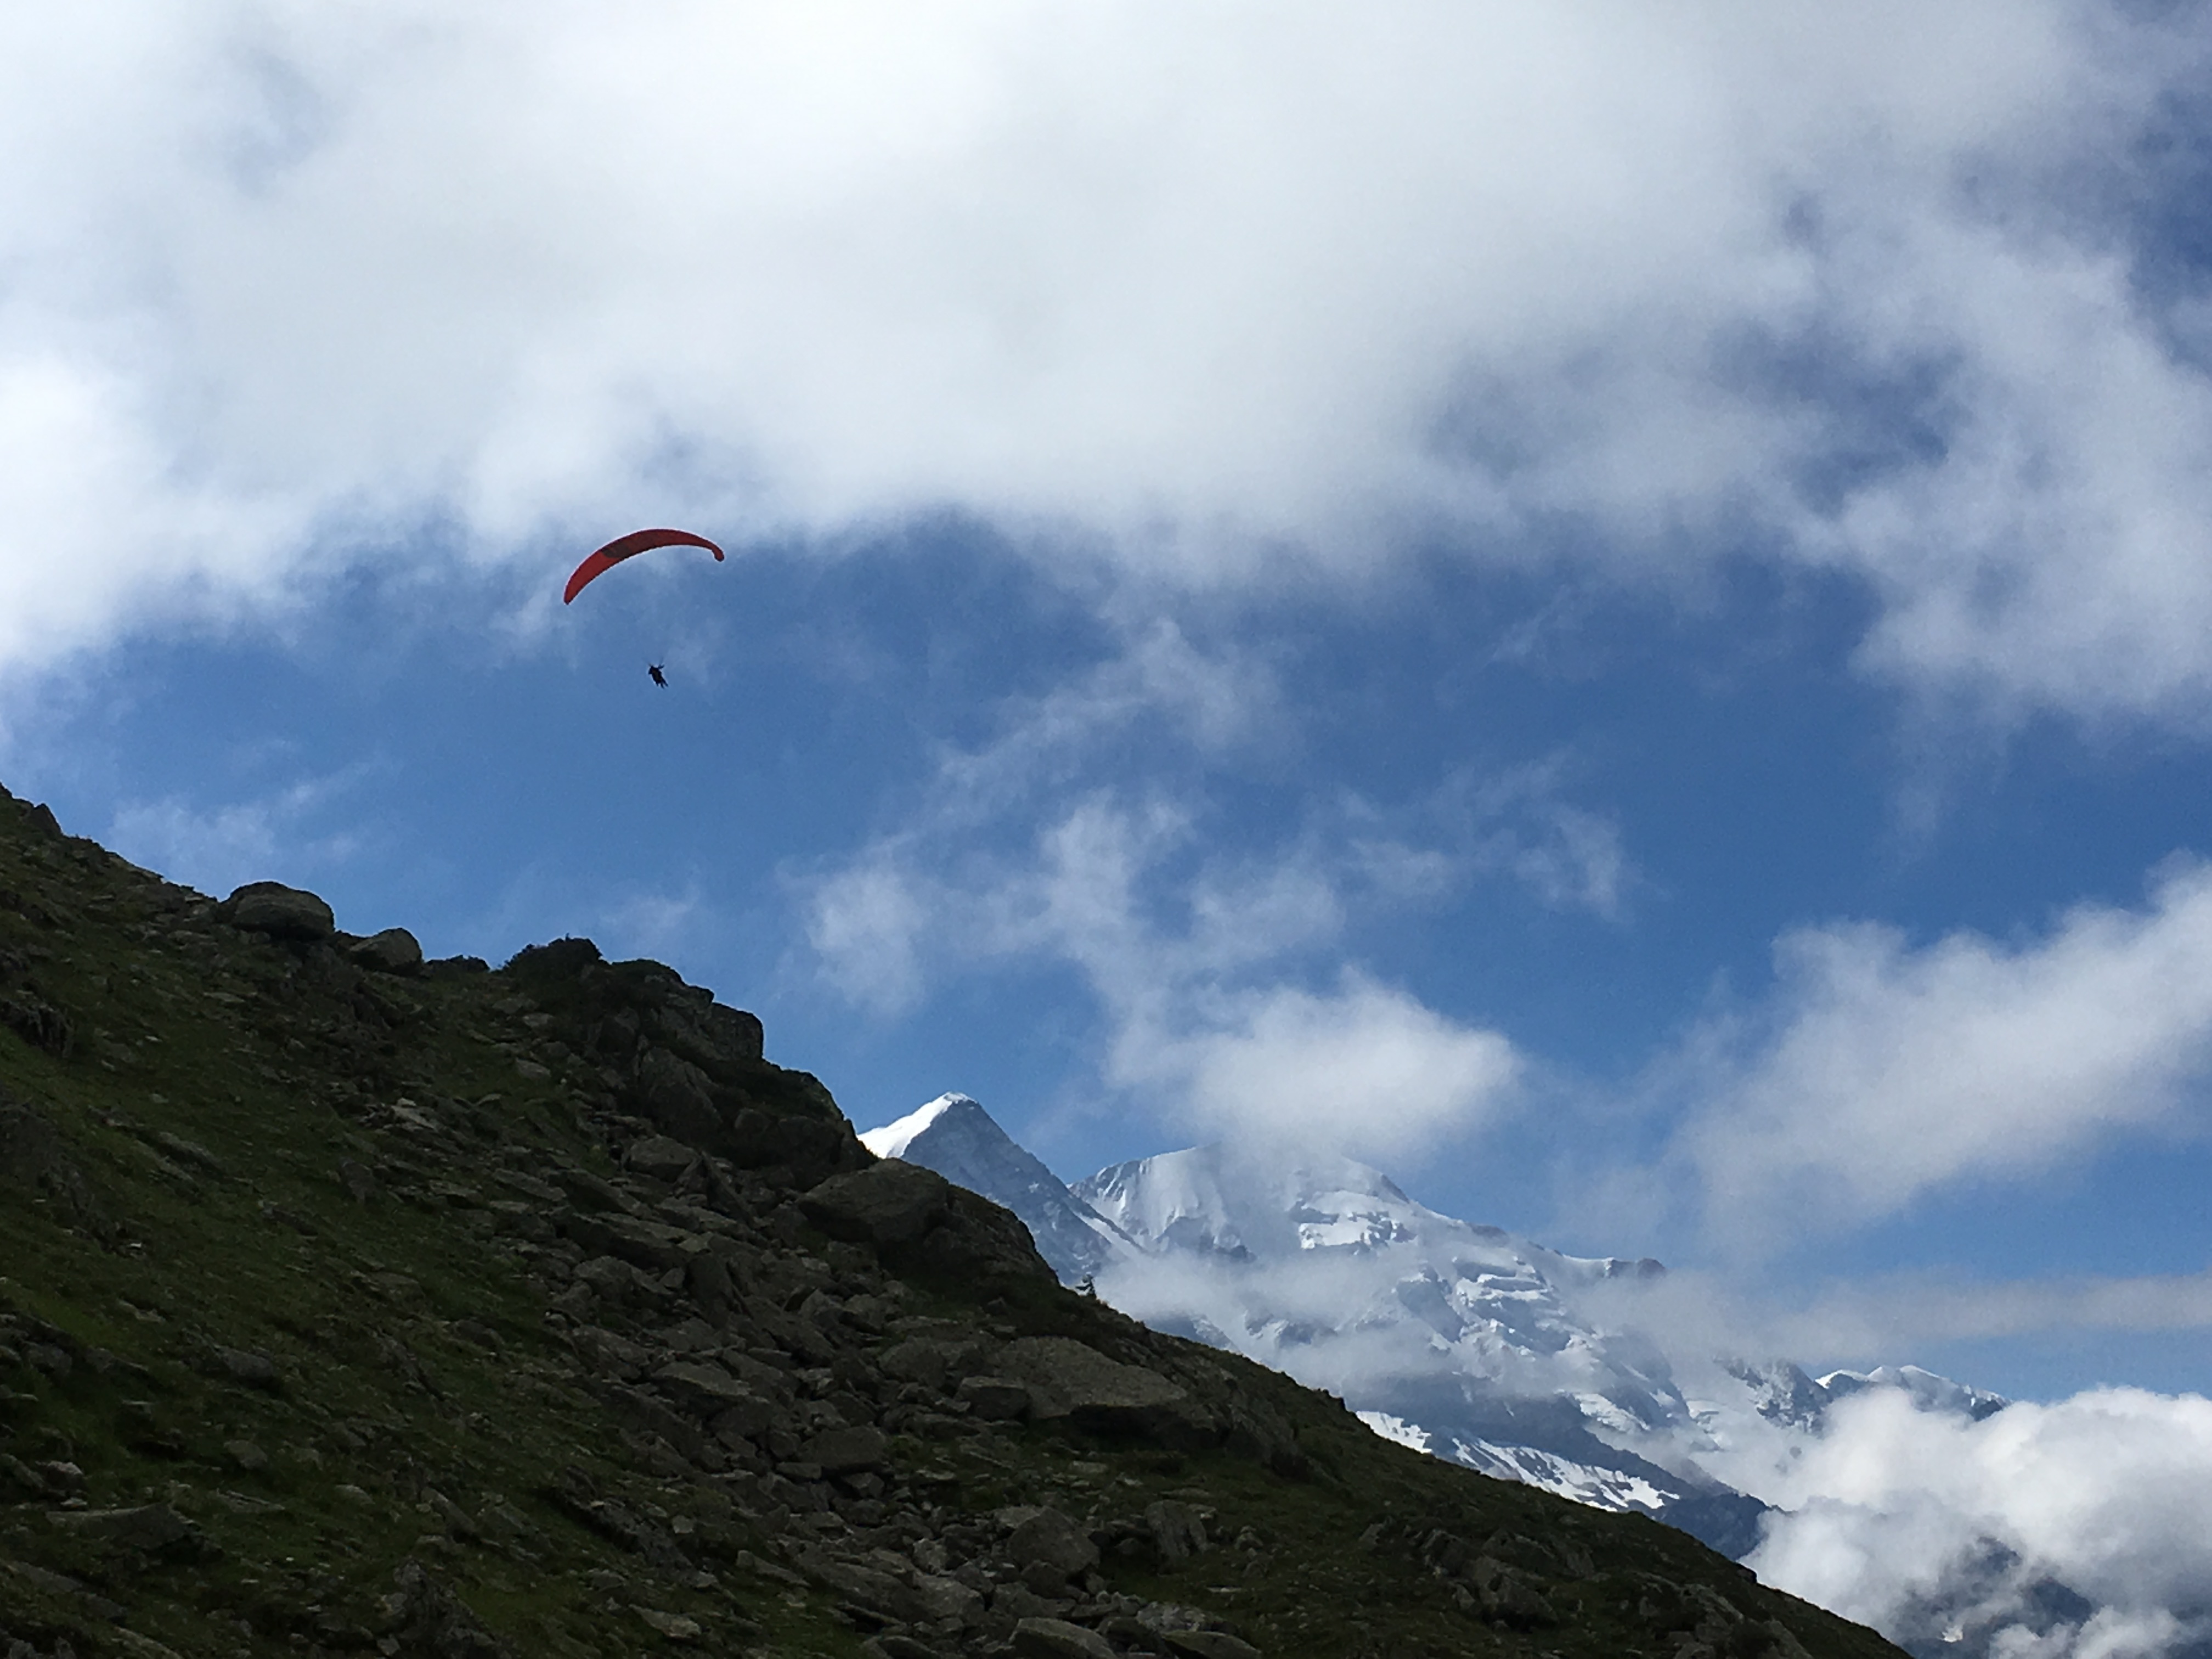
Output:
top-left (862, 1093), bottom-right (2007, 1562)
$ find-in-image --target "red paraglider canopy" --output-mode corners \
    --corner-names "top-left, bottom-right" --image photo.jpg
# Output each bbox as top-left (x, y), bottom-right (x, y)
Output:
top-left (562, 528), bottom-right (725, 604)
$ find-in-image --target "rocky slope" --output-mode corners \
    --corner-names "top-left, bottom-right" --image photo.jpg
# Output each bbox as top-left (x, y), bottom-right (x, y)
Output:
top-left (0, 781), bottom-right (1908, 1659)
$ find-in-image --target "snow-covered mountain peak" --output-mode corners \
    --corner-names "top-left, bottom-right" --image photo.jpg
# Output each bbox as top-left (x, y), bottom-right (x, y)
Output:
top-left (859, 1091), bottom-right (973, 1160)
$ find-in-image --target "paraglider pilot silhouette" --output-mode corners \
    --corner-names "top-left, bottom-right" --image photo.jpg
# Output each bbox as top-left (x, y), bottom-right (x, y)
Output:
top-left (647, 663), bottom-right (668, 688)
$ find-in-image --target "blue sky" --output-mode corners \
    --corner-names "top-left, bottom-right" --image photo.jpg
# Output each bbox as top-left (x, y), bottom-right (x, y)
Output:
top-left (8, 2), bottom-right (2212, 1409)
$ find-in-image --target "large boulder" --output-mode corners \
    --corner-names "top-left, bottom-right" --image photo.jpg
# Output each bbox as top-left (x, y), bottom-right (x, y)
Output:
top-left (996, 1338), bottom-right (1216, 1448)
top-left (222, 882), bottom-right (335, 942)
top-left (347, 927), bottom-right (423, 974)
top-left (800, 1159), bottom-right (952, 1248)
top-left (800, 1161), bottom-right (1057, 1280)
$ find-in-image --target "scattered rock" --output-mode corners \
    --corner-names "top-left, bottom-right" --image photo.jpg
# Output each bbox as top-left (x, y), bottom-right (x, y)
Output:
top-left (636, 1606), bottom-right (701, 1641)
top-left (223, 1438), bottom-right (268, 1472)
top-left (1469, 1555), bottom-right (1557, 1628)
top-left (212, 1345), bottom-right (281, 1389)
top-left (337, 1157), bottom-right (378, 1203)
top-left (957, 1374), bottom-right (1032, 1420)
top-left (152, 1130), bottom-right (224, 1175)
top-left (627, 1135), bottom-right (701, 1182)
top-left (789, 1545), bottom-right (928, 1624)
top-left (803, 1425), bottom-right (888, 1474)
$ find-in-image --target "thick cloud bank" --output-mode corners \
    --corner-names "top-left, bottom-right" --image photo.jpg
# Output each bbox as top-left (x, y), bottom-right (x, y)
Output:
top-left (7, 4), bottom-right (2212, 723)
top-left (1748, 1387), bottom-right (2212, 1659)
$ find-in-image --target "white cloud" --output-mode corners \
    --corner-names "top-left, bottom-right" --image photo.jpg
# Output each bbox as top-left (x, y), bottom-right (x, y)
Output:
top-left (1147, 974), bottom-right (1523, 1160)
top-left (1678, 860), bottom-right (2212, 1234)
top-left (4, 4), bottom-right (2212, 724)
top-left (1748, 1387), bottom-right (2212, 1658)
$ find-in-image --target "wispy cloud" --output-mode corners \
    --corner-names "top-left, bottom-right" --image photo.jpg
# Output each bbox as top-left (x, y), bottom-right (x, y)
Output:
top-left (792, 623), bottom-right (1587, 1157)
top-left (105, 770), bottom-right (371, 900)
top-left (597, 882), bottom-right (712, 967)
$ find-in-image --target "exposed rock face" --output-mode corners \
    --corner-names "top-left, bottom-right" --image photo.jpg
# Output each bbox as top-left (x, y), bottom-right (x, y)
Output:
top-left (220, 881), bottom-right (336, 941)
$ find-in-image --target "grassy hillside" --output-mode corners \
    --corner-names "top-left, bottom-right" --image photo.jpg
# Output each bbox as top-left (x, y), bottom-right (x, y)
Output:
top-left (0, 781), bottom-right (1904, 1659)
